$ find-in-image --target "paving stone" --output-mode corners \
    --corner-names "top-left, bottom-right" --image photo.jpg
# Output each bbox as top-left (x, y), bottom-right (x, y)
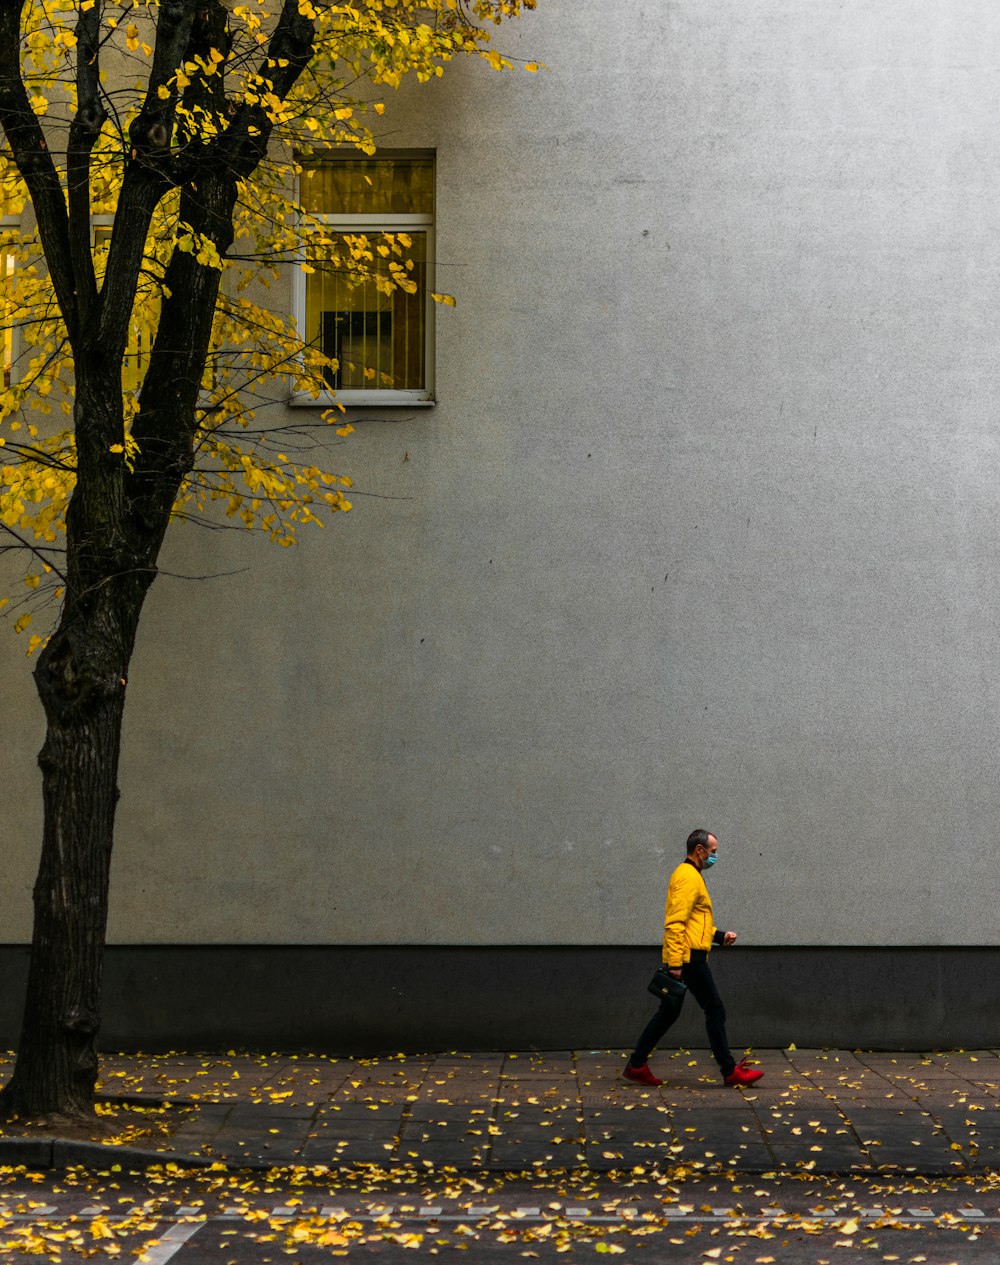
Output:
top-left (225, 1104), bottom-right (317, 1121)
top-left (487, 1141), bottom-right (582, 1169)
top-left (656, 1088), bottom-right (737, 1109)
top-left (215, 1112), bottom-right (309, 1134)
top-left (503, 1052), bottom-right (574, 1074)
top-left (672, 1142), bottom-right (776, 1170)
top-left (496, 1083), bottom-right (576, 1103)
top-left (320, 1101), bottom-right (403, 1116)
top-left (406, 1103), bottom-right (492, 1122)
top-left (346, 1084), bottom-right (426, 1098)
top-left (756, 1107), bottom-right (845, 1124)
top-left (307, 1119), bottom-right (400, 1141)
top-left (205, 1139), bottom-right (302, 1164)
top-left (846, 1109), bottom-right (966, 1171)
top-left (298, 1138), bottom-right (398, 1164)
top-left (762, 1128), bottom-right (867, 1167)
top-left (588, 1123), bottom-right (676, 1145)
top-left (671, 1107), bottom-right (762, 1134)
top-left (165, 1121), bottom-right (228, 1145)
top-left (927, 1106), bottom-right (1000, 1128)
top-left (584, 1106), bottom-right (672, 1127)
top-left (965, 1142), bottom-right (1000, 1171)
top-left (396, 1141), bottom-right (488, 1167)
top-left (584, 1139), bottom-right (670, 1165)
top-left (745, 1086), bottom-right (830, 1104)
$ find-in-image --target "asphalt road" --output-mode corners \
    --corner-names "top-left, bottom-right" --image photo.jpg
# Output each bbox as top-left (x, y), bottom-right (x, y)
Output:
top-left (2, 1169), bottom-right (1000, 1263)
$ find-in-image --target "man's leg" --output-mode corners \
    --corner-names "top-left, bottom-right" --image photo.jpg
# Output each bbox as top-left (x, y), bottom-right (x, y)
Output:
top-left (681, 954), bottom-right (736, 1078)
top-left (627, 991), bottom-right (685, 1068)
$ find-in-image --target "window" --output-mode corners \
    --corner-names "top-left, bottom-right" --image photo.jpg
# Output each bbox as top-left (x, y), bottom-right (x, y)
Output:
top-left (293, 153), bottom-right (435, 406)
top-left (1, 239), bottom-right (14, 389)
top-left (0, 198), bottom-right (21, 388)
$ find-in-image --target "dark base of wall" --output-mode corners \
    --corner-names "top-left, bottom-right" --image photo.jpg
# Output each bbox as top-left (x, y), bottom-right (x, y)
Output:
top-left (0, 946), bottom-right (992, 1053)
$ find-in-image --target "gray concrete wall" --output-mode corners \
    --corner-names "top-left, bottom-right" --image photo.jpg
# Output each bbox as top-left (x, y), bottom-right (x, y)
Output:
top-left (2, 0), bottom-right (999, 951)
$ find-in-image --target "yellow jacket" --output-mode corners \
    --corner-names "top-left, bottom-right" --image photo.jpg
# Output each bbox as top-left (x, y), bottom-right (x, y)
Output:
top-left (662, 860), bottom-right (716, 966)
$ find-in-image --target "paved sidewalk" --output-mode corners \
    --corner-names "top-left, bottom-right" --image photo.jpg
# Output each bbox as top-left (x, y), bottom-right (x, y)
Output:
top-left (2, 1048), bottom-right (999, 1175)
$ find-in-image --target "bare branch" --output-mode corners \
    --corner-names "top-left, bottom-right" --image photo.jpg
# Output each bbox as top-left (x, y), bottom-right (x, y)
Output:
top-left (0, 523), bottom-right (68, 585)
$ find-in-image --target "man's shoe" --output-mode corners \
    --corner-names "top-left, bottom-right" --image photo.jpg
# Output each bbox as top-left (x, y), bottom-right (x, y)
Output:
top-left (622, 1062), bottom-right (664, 1086)
top-left (724, 1057), bottom-right (763, 1087)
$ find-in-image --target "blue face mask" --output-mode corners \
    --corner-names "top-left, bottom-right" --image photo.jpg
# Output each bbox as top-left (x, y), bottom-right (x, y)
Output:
top-left (703, 852), bottom-right (718, 868)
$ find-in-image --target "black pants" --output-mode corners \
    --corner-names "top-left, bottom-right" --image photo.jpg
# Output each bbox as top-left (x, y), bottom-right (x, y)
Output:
top-left (629, 951), bottom-right (736, 1078)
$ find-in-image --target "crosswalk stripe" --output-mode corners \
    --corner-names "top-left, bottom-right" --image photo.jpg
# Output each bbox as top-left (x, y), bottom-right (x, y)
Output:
top-left (0, 1200), bottom-right (992, 1227)
top-left (134, 1221), bottom-right (204, 1265)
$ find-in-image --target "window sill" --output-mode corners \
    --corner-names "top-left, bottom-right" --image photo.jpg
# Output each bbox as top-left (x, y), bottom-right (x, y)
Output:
top-left (288, 391), bottom-right (436, 409)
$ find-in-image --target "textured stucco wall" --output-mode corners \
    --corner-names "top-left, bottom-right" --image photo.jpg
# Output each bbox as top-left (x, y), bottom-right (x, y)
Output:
top-left (2, 0), bottom-right (999, 946)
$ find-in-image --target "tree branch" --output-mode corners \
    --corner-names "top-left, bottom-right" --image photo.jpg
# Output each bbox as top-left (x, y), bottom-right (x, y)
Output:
top-left (67, 1), bottom-right (108, 325)
top-left (128, 0), bottom-right (199, 163)
top-left (0, 523), bottom-right (68, 585)
top-left (175, 0), bottom-right (232, 153)
top-left (198, 0), bottom-right (316, 182)
top-left (0, 0), bottom-right (78, 339)
top-left (125, 168), bottom-right (237, 540)
top-left (97, 0), bottom-right (202, 363)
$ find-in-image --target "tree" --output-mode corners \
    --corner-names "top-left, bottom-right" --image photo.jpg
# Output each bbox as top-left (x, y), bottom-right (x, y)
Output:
top-left (0, 0), bottom-right (536, 1120)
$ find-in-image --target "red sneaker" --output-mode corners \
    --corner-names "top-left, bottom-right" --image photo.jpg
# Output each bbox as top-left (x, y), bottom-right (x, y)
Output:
top-left (724, 1057), bottom-right (763, 1087)
top-left (622, 1062), bottom-right (663, 1086)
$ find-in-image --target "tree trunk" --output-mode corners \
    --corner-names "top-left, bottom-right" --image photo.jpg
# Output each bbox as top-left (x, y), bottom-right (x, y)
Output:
top-left (0, 361), bottom-right (150, 1121)
top-left (0, 162), bottom-right (233, 1116)
top-left (0, 0), bottom-right (312, 1122)
top-left (0, 615), bottom-right (133, 1119)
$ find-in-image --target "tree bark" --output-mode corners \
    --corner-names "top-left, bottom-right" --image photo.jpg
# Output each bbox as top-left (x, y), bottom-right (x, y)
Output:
top-left (1, 630), bottom-right (130, 1118)
top-left (0, 0), bottom-right (316, 1121)
top-left (0, 371), bottom-right (150, 1120)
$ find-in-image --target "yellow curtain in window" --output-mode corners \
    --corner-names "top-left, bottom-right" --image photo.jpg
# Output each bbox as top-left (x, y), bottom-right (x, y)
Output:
top-left (300, 156), bottom-right (433, 216)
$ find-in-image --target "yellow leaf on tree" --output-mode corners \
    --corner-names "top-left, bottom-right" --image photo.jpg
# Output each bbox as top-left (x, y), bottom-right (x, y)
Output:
top-left (0, 0), bottom-right (535, 631)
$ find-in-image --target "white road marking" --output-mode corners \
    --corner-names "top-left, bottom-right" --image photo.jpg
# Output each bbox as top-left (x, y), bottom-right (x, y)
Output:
top-left (136, 1221), bottom-right (204, 1265)
top-left (1, 1197), bottom-right (995, 1234)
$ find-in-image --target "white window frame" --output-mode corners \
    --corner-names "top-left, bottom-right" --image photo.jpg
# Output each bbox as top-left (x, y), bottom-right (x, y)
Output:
top-left (1, 209), bottom-right (20, 387)
top-left (290, 165), bottom-right (436, 408)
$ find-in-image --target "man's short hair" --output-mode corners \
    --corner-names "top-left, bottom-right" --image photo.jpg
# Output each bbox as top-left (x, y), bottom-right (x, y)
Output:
top-left (686, 828), bottom-right (712, 854)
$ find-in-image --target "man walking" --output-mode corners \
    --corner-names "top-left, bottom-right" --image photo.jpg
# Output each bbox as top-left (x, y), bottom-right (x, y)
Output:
top-left (623, 828), bottom-right (763, 1088)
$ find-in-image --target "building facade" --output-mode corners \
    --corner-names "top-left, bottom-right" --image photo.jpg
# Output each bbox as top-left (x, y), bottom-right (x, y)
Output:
top-left (2, 0), bottom-right (999, 1049)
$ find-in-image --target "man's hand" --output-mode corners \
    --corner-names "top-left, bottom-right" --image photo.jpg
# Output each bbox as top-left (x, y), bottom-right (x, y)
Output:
top-left (722, 931), bottom-right (737, 947)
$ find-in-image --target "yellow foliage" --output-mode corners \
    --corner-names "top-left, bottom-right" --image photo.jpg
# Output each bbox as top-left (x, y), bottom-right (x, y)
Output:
top-left (0, 0), bottom-right (536, 626)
